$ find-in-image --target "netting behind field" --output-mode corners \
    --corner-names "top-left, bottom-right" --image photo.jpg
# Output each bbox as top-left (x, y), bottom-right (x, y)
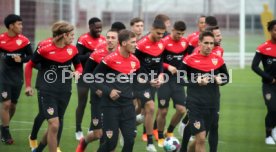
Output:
top-left (0, 0), bottom-right (275, 66)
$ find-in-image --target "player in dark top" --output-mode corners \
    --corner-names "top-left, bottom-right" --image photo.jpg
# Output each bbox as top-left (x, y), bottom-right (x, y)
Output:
top-left (134, 19), bottom-right (166, 152)
top-left (76, 29), bottom-right (119, 152)
top-left (180, 31), bottom-right (229, 152)
top-left (25, 21), bottom-right (83, 152)
top-left (252, 19), bottom-right (276, 145)
top-left (0, 14), bottom-right (33, 144)
top-left (75, 17), bottom-right (106, 140)
top-left (93, 30), bottom-right (140, 152)
top-left (156, 21), bottom-right (188, 147)
top-left (27, 37), bottom-right (63, 152)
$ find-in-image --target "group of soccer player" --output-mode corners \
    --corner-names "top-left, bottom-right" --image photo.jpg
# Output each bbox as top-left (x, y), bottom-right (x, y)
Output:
top-left (8, 11), bottom-right (276, 152)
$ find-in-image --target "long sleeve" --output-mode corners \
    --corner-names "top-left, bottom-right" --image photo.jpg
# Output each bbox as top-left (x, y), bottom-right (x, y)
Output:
top-left (251, 52), bottom-right (274, 83)
top-left (92, 62), bottom-right (112, 96)
top-left (21, 44), bottom-right (33, 63)
top-left (25, 60), bottom-right (35, 87)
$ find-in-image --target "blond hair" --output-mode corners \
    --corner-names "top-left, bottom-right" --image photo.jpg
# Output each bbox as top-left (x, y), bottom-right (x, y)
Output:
top-left (51, 21), bottom-right (74, 37)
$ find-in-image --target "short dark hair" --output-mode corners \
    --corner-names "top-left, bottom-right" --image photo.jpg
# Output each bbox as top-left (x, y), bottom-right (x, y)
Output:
top-left (267, 20), bottom-right (276, 31)
top-left (4, 14), bottom-right (22, 29)
top-left (88, 17), bottom-right (101, 25)
top-left (199, 31), bottom-right (214, 42)
top-left (154, 14), bottom-right (170, 23)
top-left (118, 29), bottom-right (135, 45)
top-left (152, 19), bottom-right (166, 30)
top-left (205, 26), bottom-right (219, 33)
top-left (130, 17), bottom-right (144, 26)
top-left (205, 16), bottom-right (217, 27)
top-left (111, 21), bottom-right (126, 32)
top-left (173, 21), bottom-right (186, 31)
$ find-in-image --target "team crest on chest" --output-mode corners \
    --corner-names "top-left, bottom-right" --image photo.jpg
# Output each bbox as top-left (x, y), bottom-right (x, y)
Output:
top-left (181, 41), bottom-right (186, 48)
top-left (130, 61), bottom-right (136, 69)
top-left (16, 39), bottom-right (22, 46)
top-left (158, 43), bottom-right (163, 50)
top-left (211, 58), bottom-right (218, 65)
top-left (106, 130), bottom-right (113, 139)
top-left (67, 48), bottom-right (73, 55)
top-left (193, 121), bottom-right (201, 130)
top-left (265, 93), bottom-right (271, 101)
top-left (47, 107), bottom-right (54, 115)
top-left (1, 91), bottom-right (8, 99)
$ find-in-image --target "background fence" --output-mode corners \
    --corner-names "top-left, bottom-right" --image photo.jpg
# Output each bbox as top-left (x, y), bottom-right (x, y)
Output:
top-left (0, 0), bottom-right (275, 67)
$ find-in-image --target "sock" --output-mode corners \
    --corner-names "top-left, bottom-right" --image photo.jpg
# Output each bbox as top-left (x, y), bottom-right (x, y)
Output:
top-left (153, 120), bottom-right (157, 130)
top-left (266, 129), bottom-right (272, 137)
top-left (158, 131), bottom-right (164, 139)
top-left (76, 124), bottom-right (82, 132)
top-left (167, 124), bottom-right (175, 133)
top-left (147, 135), bottom-right (153, 145)
top-left (143, 126), bottom-right (146, 134)
top-left (30, 113), bottom-right (45, 140)
top-left (182, 115), bottom-right (189, 124)
top-left (36, 142), bottom-right (47, 152)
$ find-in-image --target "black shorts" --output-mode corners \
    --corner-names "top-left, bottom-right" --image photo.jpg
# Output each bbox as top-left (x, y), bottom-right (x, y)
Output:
top-left (262, 83), bottom-right (276, 111)
top-left (0, 83), bottom-right (22, 104)
top-left (188, 105), bottom-right (219, 135)
top-left (157, 79), bottom-right (186, 108)
top-left (90, 91), bottom-right (103, 129)
top-left (101, 104), bottom-right (136, 142)
top-left (134, 86), bottom-right (156, 108)
top-left (38, 90), bottom-right (71, 120)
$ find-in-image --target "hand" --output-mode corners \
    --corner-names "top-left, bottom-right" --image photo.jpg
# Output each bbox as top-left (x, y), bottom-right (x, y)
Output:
top-left (214, 75), bottom-right (222, 85)
top-left (13, 55), bottom-right (22, 63)
top-left (95, 89), bottom-right (103, 97)
top-left (197, 76), bottom-right (209, 86)
top-left (109, 89), bottom-right (121, 101)
top-left (72, 71), bottom-right (81, 80)
top-left (25, 86), bottom-right (34, 96)
top-left (271, 78), bottom-right (276, 84)
top-left (168, 65), bottom-right (177, 75)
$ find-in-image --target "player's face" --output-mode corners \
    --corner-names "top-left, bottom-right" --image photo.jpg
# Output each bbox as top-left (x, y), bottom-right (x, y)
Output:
top-left (106, 31), bottom-right (118, 50)
top-left (151, 28), bottom-right (166, 42)
top-left (125, 37), bottom-right (137, 54)
top-left (213, 29), bottom-right (222, 46)
top-left (64, 31), bottom-right (75, 45)
top-left (131, 21), bottom-right (144, 36)
top-left (199, 36), bottom-right (214, 56)
top-left (270, 25), bottom-right (276, 41)
top-left (90, 22), bottom-right (102, 38)
top-left (165, 20), bottom-right (171, 30)
top-left (198, 17), bottom-right (206, 32)
top-left (172, 29), bottom-right (185, 41)
top-left (10, 21), bottom-right (23, 34)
